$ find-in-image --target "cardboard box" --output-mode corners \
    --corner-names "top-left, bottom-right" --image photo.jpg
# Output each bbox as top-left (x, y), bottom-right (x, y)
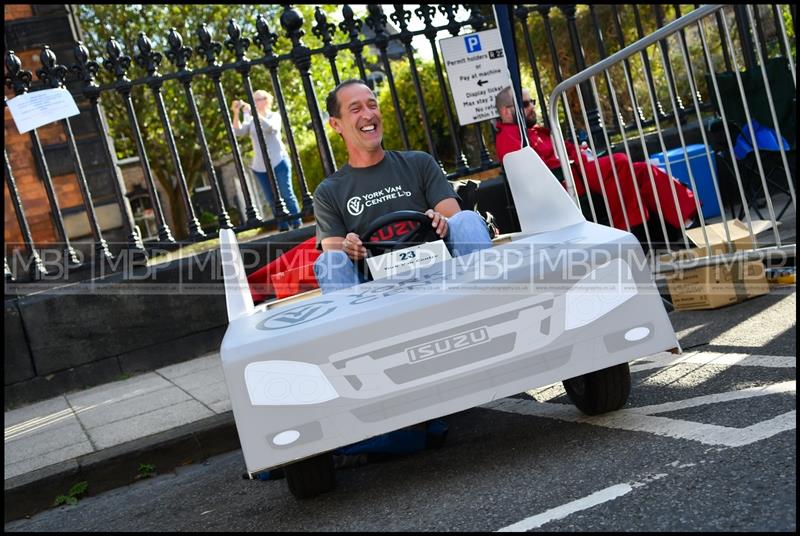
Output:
top-left (662, 219), bottom-right (773, 311)
top-left (666, 260), bottom-right (769, 311)
top-left (683, 219), bottom-right (775, 256)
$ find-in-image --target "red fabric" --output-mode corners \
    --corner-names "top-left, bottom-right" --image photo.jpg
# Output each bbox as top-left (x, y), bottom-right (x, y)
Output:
top-left (247, 237), bottom-right (320, 303)
top-left (496, 122), bottom-right (575, 169)
top-left (270, 262), bottom-right (319, 299)
top-left (495, 122), bottom-right (697, 230)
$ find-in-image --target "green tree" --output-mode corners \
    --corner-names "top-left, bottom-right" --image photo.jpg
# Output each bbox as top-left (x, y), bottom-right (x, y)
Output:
top-left (76, 4), bottom-right (791, 236)
top-left (377, 57), bottom-right (489, 171)
top-left (512, 5), bottom-right (795, 146)
top-left (76, 4), bottom-right (351, 237)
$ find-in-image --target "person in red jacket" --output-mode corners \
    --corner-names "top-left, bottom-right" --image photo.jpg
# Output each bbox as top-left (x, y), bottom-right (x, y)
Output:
top-left (494, 86), bottom-right (698, 235)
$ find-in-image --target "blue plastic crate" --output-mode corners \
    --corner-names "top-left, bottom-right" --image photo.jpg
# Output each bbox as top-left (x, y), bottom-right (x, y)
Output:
top-left (650, 144), bottom-right (720, 219)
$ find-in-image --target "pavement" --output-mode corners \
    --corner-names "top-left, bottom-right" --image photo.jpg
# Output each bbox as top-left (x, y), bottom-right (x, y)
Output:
top-left (4, 283), bottom-right (796, 523)
top-left (4, 353), bottom-right (241, 523)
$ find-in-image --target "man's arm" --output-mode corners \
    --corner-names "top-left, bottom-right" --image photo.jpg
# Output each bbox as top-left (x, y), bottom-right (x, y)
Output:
top-left (323, 196), bottom-right (457, 257)
top-left (426, 197), bottom-right (460, 239)
top-left (418, 152), bottom-right (461, 239)
top-left (433, 197), bottom-right (460, 217)
top-left (321, 234), bottom-right (366, 260)
top-left (314, 185), bottom-right (366, 260)
top-left (320, 236), bottom-right (345, 251)
top-left (319, 200), bottom-right (457, 258)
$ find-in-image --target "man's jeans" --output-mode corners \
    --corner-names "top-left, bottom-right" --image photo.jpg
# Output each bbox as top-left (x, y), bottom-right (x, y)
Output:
top-left (313, 210), bottom-right (493, 294)
top-left (253, 159), bottom-right (302, 230)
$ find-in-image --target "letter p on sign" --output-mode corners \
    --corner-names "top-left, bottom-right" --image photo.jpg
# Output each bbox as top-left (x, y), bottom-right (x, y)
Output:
top-left (465, 35), bottom-right (481, 53)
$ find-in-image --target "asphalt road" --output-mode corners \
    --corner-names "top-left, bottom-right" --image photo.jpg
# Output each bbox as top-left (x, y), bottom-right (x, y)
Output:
top-left (6, 289), bottom-right (796, 532)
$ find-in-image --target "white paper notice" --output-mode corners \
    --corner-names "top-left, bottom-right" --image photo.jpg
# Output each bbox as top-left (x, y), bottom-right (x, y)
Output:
top-left (6, 88), bottom-right (80, 134)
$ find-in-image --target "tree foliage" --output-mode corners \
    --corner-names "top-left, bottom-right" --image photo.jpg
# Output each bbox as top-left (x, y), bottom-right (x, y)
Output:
top-left (513, 4), bottom-right (795, 144)
top-left (76, 4), bottom-right (354, 235)
top-left (74, 4), bottom-right (795, 236)
top-left (76, 3), bottom-right (495, 232)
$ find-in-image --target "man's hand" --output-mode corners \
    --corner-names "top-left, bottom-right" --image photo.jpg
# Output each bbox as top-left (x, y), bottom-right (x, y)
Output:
top-left (425, 209), bottom-right (449, 239)
top-left (341, 232), bottom-right (366, 261)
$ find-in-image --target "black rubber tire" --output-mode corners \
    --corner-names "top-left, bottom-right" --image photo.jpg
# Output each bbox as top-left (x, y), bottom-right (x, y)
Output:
top-left (562, 362), bottom-right (631, 416)
top-left (284, 452), bottom-right (336, 499)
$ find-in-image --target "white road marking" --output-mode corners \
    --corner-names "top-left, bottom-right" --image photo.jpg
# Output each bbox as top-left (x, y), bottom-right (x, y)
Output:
top-left (491, 348), bottom-right (794, 530)
top-left (667, 460), bottom-right (697, 469)
top-left (496, 474), bottom-right (668, 532)
top-left (630, 351), bottom-right (796, 373)
top-left (486, 381), bottom-right (795, 448)
top-left (628, 380), bottom-right (795, 414)
top-left (530, 352), bottom-right (795, 403)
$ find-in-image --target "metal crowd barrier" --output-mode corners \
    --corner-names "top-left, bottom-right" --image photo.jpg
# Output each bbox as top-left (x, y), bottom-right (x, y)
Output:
top-left (546, 4), bottom-right (795, 274)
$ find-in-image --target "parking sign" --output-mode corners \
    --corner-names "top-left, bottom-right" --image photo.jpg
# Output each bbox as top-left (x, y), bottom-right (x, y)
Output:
top-left (464, 35), bottom-right (481, 53)
top-left (440, 29), bottom-right (512, 126)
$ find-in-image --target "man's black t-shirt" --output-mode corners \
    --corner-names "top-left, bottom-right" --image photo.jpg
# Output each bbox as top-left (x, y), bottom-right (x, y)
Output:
top-left (313, 151), bottom-right (459, 248)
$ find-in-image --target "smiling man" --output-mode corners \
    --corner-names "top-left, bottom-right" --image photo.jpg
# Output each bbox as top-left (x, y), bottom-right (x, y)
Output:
top-left (312, 79), bottom-right (492, 293)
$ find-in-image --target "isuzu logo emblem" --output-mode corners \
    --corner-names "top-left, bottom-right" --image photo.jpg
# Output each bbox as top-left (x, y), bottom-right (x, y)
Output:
top-left (406, 327), bottom-right (490, 362)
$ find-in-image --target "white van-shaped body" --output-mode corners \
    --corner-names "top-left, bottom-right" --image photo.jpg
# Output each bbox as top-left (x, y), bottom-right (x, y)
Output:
top-left (219, 147), bottom-right (679, 497)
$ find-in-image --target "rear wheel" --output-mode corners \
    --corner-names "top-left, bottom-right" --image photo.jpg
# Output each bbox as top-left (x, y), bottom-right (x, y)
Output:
top-left (563, 362), bottom-right (631, 416)
top-left (284, 452), bottom-right (336, 499)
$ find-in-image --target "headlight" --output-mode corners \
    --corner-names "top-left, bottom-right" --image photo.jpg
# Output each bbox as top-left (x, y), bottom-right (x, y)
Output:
top-left (564, 258), bottom-right (637, 330)
top-left (244, 361), bottom-right (339, 406)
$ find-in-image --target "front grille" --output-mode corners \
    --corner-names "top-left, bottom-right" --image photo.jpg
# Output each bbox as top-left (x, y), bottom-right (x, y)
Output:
top-left (385, 333), bottom-right (516, 384)
top-left (352, 345), bottom-right (572, 423)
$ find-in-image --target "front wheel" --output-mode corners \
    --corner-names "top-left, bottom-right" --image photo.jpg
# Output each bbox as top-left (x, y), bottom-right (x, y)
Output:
top-left (563, 362), bottom-right (631, 416)
top-left (284, 452), bottom-right (336, 499)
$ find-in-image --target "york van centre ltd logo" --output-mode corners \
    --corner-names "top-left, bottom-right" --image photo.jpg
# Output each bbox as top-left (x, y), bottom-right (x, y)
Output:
top-left (347, 185), bottom-right (412, 216)
top-left (347, 196), bottom-right (364, 216)
top-left (257, 301), bottom-right (337, 330)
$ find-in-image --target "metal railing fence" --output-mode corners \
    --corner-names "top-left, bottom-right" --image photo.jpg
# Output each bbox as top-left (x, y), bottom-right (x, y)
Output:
top-left (548, 4), bottom-right (795, 275)
top-left (4, 4), bottom-right (795, 282)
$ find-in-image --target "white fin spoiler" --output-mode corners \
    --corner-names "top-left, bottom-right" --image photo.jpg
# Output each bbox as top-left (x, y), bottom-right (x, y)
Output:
top-left (219, 228), bottom-right (254, 322)
top-left (503, 146), bottom-right (585, 234)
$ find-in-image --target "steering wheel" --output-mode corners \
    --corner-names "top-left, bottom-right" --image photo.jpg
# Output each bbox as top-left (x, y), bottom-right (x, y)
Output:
top-left (360, 210), bottom-right (442, 256)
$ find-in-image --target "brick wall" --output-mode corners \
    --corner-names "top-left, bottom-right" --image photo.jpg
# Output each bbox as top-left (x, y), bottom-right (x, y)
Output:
top-left (4, 4), bottom-right (33, 20)
top-left (4, 5), bottom-right (95, 257)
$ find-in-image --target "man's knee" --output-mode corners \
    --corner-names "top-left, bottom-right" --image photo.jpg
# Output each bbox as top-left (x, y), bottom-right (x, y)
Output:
top-left (314, 250), bottom-right (352, 279)
top-left (449, 210), bottom-right (487, 229)
top-left (447, 210), bottom-right (493, 256)
top-left (314, 250), bottom-right (364, 293)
